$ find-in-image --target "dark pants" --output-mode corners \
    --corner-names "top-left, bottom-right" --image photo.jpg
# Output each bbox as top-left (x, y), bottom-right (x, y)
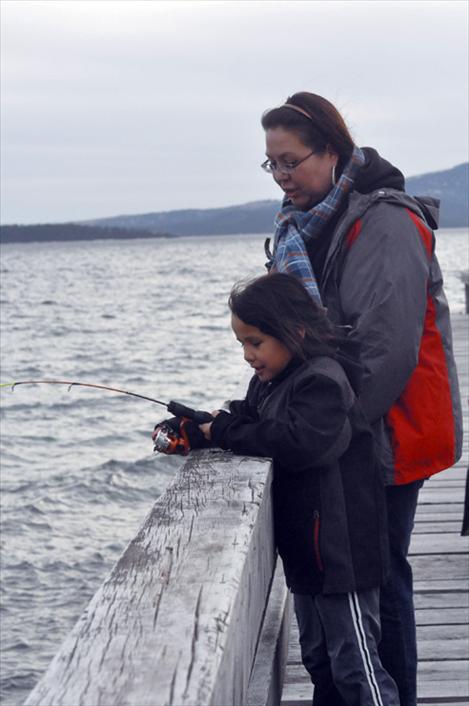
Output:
top-left (294, 589), bottom-right (400, 706)
top-left (378, 480), bottom-right (424, 706)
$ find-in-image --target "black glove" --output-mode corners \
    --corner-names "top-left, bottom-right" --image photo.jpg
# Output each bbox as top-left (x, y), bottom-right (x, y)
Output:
top-left (184, 419), bottom-right (211, 449)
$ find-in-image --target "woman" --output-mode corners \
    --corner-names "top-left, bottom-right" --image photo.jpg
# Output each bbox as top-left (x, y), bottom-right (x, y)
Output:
top-left (259, 92), bottom-right (462, 706)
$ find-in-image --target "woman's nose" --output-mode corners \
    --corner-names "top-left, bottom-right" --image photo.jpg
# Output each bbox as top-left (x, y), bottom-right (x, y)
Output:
top-left (275, 172), bottom-right (291, 188)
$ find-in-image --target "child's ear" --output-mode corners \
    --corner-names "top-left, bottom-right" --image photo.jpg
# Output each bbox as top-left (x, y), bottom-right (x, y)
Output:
top-left (298, 326), bottom-right (306, 339)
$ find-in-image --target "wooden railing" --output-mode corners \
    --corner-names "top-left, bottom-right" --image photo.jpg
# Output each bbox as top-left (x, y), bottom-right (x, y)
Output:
top-left (24, 448), bottom-right (292, 706)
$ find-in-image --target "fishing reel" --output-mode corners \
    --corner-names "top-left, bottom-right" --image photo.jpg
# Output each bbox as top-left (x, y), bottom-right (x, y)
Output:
top-left (152, 417), bottom-right (192, 455)
top-left (152, 404), bottom-right (213, 455)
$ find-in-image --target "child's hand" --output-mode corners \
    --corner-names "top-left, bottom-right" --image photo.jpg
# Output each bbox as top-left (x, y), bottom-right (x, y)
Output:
top-left (199, 422), bottom-right (212, 440)
top-left (199, 410), bottom-right (220, 441)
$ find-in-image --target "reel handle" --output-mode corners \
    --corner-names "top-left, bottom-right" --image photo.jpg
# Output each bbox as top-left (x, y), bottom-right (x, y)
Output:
top-left (167, 401), bottom-right (213, 424)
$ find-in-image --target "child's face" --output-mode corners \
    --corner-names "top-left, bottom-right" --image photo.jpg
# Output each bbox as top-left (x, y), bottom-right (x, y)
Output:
top-left (231, 314), bottom-right (293, 383)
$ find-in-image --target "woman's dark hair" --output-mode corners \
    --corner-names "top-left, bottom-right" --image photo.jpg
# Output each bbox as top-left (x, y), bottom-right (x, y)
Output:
top-left (261, 92), bottom-right (354, 173)
top-left (229, 272), bottom-right (337, 360)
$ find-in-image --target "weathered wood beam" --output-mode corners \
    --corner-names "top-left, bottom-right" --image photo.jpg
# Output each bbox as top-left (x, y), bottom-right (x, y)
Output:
top-left (24, 449), bottom-right (278, 706)
top-left (246, 561), bottom-right (292, 706)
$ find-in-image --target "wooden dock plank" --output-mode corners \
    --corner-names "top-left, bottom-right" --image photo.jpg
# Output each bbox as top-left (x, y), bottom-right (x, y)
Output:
top-left (409, 554), bottom-right (468, 581)
top-left (281, 661), bottom-right (469, 703)
top-left (413, 522), bottom-right (463, 533)
top-left (415, 607), bottom-right (468, 625)
top-left (286, 624), bottom-right (468, 662)
top-left (417, 488), bottom-right (466, 503)
top-left (409, 533), bottom-right (468, 553)
top-left (416, 508), bottom-right (464, 521)
top-left (413, 578), bottom-right (467, 591)
top-left (415, 593), bottom-right (468, 611)
top-left (281, 313), bottom-right (469, 705)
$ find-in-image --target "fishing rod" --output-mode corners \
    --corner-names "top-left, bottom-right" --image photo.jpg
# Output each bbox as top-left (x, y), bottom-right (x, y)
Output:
top-left (0, 379), bottom-right (213, 424)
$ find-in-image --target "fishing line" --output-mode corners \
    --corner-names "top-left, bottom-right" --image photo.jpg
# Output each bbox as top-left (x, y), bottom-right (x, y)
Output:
top-left (0, 380), bottom-right (167, 407)
top-left (0, 380), bottom-right (213, 423)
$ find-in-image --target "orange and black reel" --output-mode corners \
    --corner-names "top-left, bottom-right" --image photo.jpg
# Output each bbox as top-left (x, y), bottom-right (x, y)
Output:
top-left (152, 417), bottom-right (192, 455)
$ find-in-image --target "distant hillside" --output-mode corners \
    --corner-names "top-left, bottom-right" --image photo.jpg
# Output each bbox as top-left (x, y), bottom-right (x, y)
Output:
top-left (2, 162), bottom-right (467, 243)
top-left (0, 222), bottom-right (174, 244)
top-left (84, 200), bottom-right (281, 237)
top-left (84, 162), bottom-right (468, 234)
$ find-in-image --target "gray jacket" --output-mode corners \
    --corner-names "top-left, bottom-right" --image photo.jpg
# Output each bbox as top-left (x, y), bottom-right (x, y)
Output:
top-left (320, 188), bottom-right (462, 484)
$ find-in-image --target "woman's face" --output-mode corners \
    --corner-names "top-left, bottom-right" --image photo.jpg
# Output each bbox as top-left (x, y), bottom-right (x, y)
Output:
top-left (265, 127), bottom-right (338, 210)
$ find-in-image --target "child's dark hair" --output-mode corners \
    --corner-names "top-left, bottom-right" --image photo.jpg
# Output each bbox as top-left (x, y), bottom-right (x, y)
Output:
top-left (229, 273), bottom-right (337, 360)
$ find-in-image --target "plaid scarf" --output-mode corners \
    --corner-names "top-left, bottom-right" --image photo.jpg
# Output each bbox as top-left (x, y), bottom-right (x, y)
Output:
top-left (266, 146), bottom-right (365, 302)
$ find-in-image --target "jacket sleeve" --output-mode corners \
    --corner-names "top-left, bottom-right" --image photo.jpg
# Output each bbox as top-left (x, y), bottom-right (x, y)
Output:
top-left (227, 375), bottom-right (261, 417)
top-left (339, 204), bottom-right (431, 423)
top-left (210, 374), bottom-right (352, 473)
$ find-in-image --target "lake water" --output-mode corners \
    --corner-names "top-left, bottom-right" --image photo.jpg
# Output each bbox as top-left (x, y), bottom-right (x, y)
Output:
top-left (0, 229), bottom-right (467, 705)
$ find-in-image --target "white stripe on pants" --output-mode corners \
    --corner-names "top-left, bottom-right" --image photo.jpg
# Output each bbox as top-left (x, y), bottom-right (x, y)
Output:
top-left (294, 588), bottom-right (400, 706)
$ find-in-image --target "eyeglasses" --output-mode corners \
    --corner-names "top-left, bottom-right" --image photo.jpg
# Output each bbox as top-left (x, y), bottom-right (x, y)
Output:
top-left (261, 150), bottom-right (317, 174)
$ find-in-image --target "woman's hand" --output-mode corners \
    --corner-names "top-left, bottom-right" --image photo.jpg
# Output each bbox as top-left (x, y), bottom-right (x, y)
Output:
top-left (199, 410), bottom-right (220, 441)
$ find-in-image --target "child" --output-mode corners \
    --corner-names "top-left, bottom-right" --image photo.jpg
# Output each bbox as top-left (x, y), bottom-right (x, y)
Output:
top-left (199, 273), bottom-right (400, 706)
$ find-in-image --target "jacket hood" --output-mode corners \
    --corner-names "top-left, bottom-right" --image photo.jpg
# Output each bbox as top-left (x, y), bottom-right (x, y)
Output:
top-left (354, 147), bottom-right (405, 194)
top-left (353, 148), bottom-right (440, 228)
top-left (411, 196), bottom-right (440, 229)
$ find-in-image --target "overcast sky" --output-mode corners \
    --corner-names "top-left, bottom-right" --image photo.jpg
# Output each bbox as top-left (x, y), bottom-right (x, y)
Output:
top-left (1, 0), bottom-right (468, 224)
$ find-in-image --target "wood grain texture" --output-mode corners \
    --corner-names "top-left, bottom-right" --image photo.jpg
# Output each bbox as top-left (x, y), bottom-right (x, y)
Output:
top-left (24, 449), bottom-right (275, 706)
top-left (246, 561), bottom-right (292, 706)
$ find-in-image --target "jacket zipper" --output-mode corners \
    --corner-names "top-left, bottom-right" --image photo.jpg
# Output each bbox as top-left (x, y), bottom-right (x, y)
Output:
top-left (313, 511), bottom-right (324, 573)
